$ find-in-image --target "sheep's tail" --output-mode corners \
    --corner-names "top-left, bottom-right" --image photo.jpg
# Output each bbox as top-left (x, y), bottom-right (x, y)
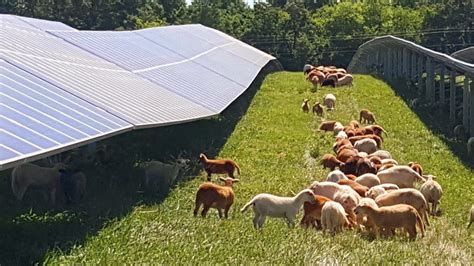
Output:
top-left (416, 212), bottom-right (425, 237)
top-left (11, 167), bottom-right (19, 198)
top-left (240, 199), bottom-right (255, 213)
top-left (234, 162), bottom-right (241, 175)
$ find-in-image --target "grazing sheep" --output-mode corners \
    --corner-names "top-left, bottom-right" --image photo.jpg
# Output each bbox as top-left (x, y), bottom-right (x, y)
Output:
top-left (301, 99), bottom-right (310, 113)
top-left (380, 159), bottom-right (398, 165)
top-left (333, 138), bottom-right (353, 153)
top-left (322, 75), bottom-right (338, 88)
top-left (240, 189), bottom-right (316, 229)
top-left (358, 152), bottom-right (369, 158)
top-left (326, 170), bottom-right (349, 183)
top-left (375, 188), bottom-right (430, 228)
top-left (336, 147), bottom-right (358, 163)
top-left (199, 153), bottom-right (241, 181)
top-left (360, 109), bottom-right (376, 124)
top-left (369, 150), bottom-right (392, 160)
top-left (333, 122), bottom-right (344, 134)
top-left (377, 166), bottom-right (426, 188)
top-left (59, 169), bottom-right (87, 204)
top-left (337, 74), bottom-right (353, 87)
top-left (303, 64), bottom-right (314, 74)
top-left (365, 125), bottom-right (388, 137)
top-left (340, 156), bottom-right (377, 176)
top-left (354, 204), bottom-right (424, 240)
top-left (321, 201), bottom-right (350, 234)
top-left (368, 156), bottom-right (382, 168)
top-left (141, 158), bottom-right (189, 191)
top-left (337, 179), bottom-right (369, 197)
top-left (420, 175), bottom-right (443, 216)
top-left (349, 134), bottom-right (383, 148)
top-left (407, 162), bottom-right (423, 176)
top-left (345, 174), bottom-right (357, 181)
top-left (355, 173), bottom-right (380, 188)
top-left (354, 139), bottom-right (378, 154)
top-left (336, 131), bottom-right (348, 140)
top-left (347, 120), bottom-right (360, 129)
top-left (468, 137), bottom-right (474, 156)
top-left (194, 177), bottom-right (239, 218)
top-left (324, 94), bottom-right (336, 110)
top-left (356, 197), bottom-right (378, 232)
top-left (300, 195), bottom-right (333, 229)
top-left (366, 183), bottom-right (399, 199)
top-left (11, 163), bottom-right (67, 205)
top-left (319, 120), bottom-right (338, 132)
top-left (320, 154), bottom-right (345, 171)
top-left (468, 205), bottom-right (474, 228)
top-left (312, 102), bottom-right (323, 116)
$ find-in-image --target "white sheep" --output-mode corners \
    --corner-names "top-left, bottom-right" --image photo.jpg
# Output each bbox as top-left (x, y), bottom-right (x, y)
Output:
top-left (368, 150), bottom-right (392, 160)
top-left (354, 138), bottom-right (378, 154)
top-left (321, 201), bottom-right (349, 234)
top-left (357, 152), bottom-right (369, 158)
top-left (326, 170), bottom-right (348, 183)
top-left (324, 93), bottom-right (336, 110)
top-left (140, 158), bottom-right (189, 191)
top-left (337, 74), bottom-right (353, 87)
top-left (240, 189), bottom-right (316, 229)
top-left (366, 183), bottom-right (399, 199)
top-left (11, 163), bottom-right (67, 205)
top-left (377, 165), bottom-right (426, 188)
top-left (355, 173), bottom-right (380, 188)
top-left (336, 130), bottom-right (348, 140)
top-left (333, 122), bottom-right (344, 134)
top-left (419, 175), bottom-right (443, 216)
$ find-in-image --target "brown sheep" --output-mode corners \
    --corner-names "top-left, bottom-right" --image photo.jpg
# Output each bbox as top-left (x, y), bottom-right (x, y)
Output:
top-left (300, 195), bottom-right (333, 229)
top-left (407, 162), bottom-right (423, 176)
top-left (319, 121), bottom-right (338, 132)
top-left (345, 174), bottom-right (357, 181)
top-left (333, 138), bottom-right (353, 153)
top-left (199, 153), bottom-right (241, 181)
top-left (193, 177), bottom-right (239, 218)
top-left (340, 156), bottom-right (377, 176)
top-left (336, 147), bottom-right (358, 163)
top-left (301, 99), bottom-right (310, 113)
top-left (360, 109), bottom-right (376, 124)
top-left (321, 154), bottom-right (345, 170)
top-left (354, 204), bottom-right (424, 240)
top-left (312, 102), bottom-right (323, 116)
top-left (365, 125), bottom-right (388, 137)
top-left (337, 179), bottom-right (369, 197)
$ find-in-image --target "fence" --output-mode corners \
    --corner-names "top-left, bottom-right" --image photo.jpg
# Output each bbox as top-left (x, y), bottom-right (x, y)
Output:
top-left (348, 35), bottom-right (474, 137)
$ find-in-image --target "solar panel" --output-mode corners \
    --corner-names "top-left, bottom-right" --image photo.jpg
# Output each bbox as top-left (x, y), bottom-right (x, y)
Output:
top-left (18, 15), bottom-right (77, 31)
top-left (0, 59), bottom-right (132, 169)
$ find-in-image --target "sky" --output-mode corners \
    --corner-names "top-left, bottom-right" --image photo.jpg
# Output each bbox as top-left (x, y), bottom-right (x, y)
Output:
top-left (185, 0), bottom-right (257, 7)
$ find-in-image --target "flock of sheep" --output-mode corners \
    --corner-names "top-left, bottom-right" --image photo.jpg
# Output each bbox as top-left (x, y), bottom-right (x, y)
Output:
top-left (192, 65), bottom-right (474, 240)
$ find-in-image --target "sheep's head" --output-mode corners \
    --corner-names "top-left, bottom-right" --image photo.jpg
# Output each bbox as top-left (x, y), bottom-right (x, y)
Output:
top-left (303, 98), bottom-right (309, 103)
top-left (219, 177), bottom-right (239, 187)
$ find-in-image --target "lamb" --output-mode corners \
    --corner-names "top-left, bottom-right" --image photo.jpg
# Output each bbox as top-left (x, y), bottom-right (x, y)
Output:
top-left (326, 170), bottom-right (348, 183)
top-left (355, 173), bottom-right (380, 188)
top-left (337, 179), bottom-right (369, 197)
top-left (369, 150), bottom-right (392, 160)
top-left (468, 137), bottom-right (474, 156)
top-left (11, 162), bottom-right (67, 205)
top-left (240, 189), bottom-right (316, 229)
top-left (354, 204), bottom-right (424, 240)
top-left (199, 153), bottom-right (241, 181)
top-left (407, 162), bottom-right (423, 176)
top-left (356, 197), bottom-right (378, 232)
top-left (359, 109), bottom-right (376, 124)
top-left (320, 154), bottom-right (345, 170)
top-left (58, 169), bottom-right (87, 203)
top-left (300, 195), bottom-right (333, 229)
top-left (321, 201), bottom-right (350, 234)
top-left (354, 139), bottom-right (378, 154)
top-left (324, 93), bottom-right (336, 110)
top-left (194, 177), bottom-right (239, 218)
top-left (419, 175), bottom-right (443, 216)
top-left (375, 188), bottom-right (430, 227)
top-left (319, 121), bottom-right (338, 132)
top-left (377, 166), bottom-right (426, 188)
top-left (366, 183), bottom-right (399, 199)
top-left (312, 101), bottom-right (323, 116)
top-left (468, 205), bottom-right (474, 228)
top-left (141, 158), bottom-right (189, 191)
top-left (301, 99), bottom-right (310, 113)
top-left (337, 74), bottom-right (353, 87)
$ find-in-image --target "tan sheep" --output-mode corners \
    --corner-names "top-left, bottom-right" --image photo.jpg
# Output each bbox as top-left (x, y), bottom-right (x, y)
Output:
top-left (320, 154), bottom-right (345, 171)
top-left (321, 201), bottom-right (350, 234)
top-left (420, 175), bottom-right (443, 216)
top-left (356, 197), bottom-right (378, 233)
top-left (366, 183), bottom-right (399, 199)
top-left (337, 74), bottom-right (353, 87)
top-left (355, 173), bottom-right (380, 188)
top-left (324, 93), bottom-right (336, 110)
top-left (194, 177), bottom-right (239, 218)
top-left (377, 165), bottom-right (426, 188)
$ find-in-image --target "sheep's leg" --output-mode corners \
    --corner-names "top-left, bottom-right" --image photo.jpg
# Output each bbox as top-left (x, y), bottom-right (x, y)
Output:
top-left (15, 185), bottom-right (28, 201)
top-left (201, 205), bottom-right (210, 218)
top-left (217, 208), bottom-right (223, 219)
top-left (285, 214), bottom-right (295, 228)
top-left (407, 225), bottom-right (417, 240)
top-left (253, 214), bottom-right (260, 229)
top-left (206, 172), bottom-right (212, 181)
top-left (193, 201), bottom-right (202, 217)
top-left (224, 205), bottom-right (231, 219)
top-left (258, 216), bottom-right (266, 229)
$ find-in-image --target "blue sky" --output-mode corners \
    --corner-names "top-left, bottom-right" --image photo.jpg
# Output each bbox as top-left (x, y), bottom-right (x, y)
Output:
top-left (185, 0), bottom-right (256, 7)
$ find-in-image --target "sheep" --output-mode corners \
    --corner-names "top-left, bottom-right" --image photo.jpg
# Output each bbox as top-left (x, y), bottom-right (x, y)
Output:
top-left (326, 170), bottom-right (348, 183)
top-left (354, 139), bottom-right (378, 154)
top-left (420, 175), bottom-right (443, 216)
top-left (355, 173), bottom-right (380, 188)
top-left (240, 189), bottom-right (316, 229)
top-left (468, 205), bottom-right (474, 228)
top-left (11, 162), bottom-right (67, 205)
top-left (336, 147), bottom-right (358, 163)
top-left (356, 197), bottom-right (378, 232)
top-left (468, 137), bottom-right (474, 156)
top-left (368, 156), bottom-right (382, 168)
top-left (375, 188), bottom-right (430, 228)
top-left (378, 163), bottom-right (396, 172)
top-left (345, 174), bottom-right (357, 181)
top-left (312, 101), bottom-right (323, 116)
top-left (319, 121), bottom-right (338, 132)
top-left (333, 138), bottom-right (353, 153)
top-left (369, 150), bottom-right (392, 160)
top-left (321, 201), bottom-right (350, 234)
top-left (300, 195), bottom-right (333, 229)
top-left (366, 183), bottom-right (399, 199)
top-left (199, 153), bottom-right (241, 181)
top-left (359, 109), bottom-right (376, 124)
top-left (58, 169), bottom-right (87, 204)
top-left (301, 99), bottom-right (310, 113)
top-left (358, 152), bottom-right (369, 158)
top-left (364, 125), bottom-right (388, 137)
top-left (354, 204), bottom-right (424, 240)
top-left (141, 158), bottom-right (189, 191)
top-left (453, 124), bottom-right (467, 140)
top-left (303, 64), bottom-right (314, 74)
top-left (407, 162), bottom-right (423, 176)
top-left (377, 166), bottom-right (426, 188)
top-left (333, 122), bottom-right (344, 134)
top-left (320, 154), bottom-right (345, 171)
top-left (340, 156), bottom-right (377, 176)
top-left (322, 74), bottom-right (338, 88)
top-left (337, 179), bottom-right (369, 197)
top-left (336, 131), bottom-right (348, 140)
top-left (194, 177), bottom-right (239, 218)
top-left (337, 74), bottom-right (353, 87)
top-left (324, 93), bottom-right (336, 110)
top-left (380, 159), bottom-right (398, 165)
top-left (349, 134), bottom-right (383, 148)
top-left (348, 120), bottom-right (360, 129)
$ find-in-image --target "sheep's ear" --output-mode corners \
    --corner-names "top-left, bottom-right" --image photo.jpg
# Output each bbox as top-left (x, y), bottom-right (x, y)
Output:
top-left (219, 177), bottom-right (226, 182)
top-left (232, 179), bottom-right (240, 183)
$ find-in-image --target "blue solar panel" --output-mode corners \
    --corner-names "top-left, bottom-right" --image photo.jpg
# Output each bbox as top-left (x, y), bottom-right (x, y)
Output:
top-left (0, 59), bottom-right (133, 169)
top-left (18, 16), bottom-right (76, 31)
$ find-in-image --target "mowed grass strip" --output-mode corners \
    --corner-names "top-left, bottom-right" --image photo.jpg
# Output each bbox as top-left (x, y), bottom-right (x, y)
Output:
top-left (47, 72), bottom-right (474, 264)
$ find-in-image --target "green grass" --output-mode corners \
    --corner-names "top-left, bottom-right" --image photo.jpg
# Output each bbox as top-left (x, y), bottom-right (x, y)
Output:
top-left (42, 72), bottom-right (473, 263)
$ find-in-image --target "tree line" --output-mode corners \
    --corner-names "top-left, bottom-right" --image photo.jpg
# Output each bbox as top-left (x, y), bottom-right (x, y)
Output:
top-left (2, 0), bottom-right (473, 69)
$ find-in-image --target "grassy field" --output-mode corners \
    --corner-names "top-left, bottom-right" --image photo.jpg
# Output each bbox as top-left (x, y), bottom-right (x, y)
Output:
top-left (20, 72), bottom-right (474, 263)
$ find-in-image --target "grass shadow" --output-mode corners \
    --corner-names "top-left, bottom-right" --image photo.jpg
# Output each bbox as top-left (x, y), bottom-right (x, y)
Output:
top-left (0, 61), bottom-right (282, 265)
top-left (371, 74), bottom-right (473, 169)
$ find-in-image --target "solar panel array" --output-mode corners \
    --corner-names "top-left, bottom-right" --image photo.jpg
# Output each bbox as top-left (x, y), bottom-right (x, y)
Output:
top-left (0, 15), bottom-right (276, 169)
